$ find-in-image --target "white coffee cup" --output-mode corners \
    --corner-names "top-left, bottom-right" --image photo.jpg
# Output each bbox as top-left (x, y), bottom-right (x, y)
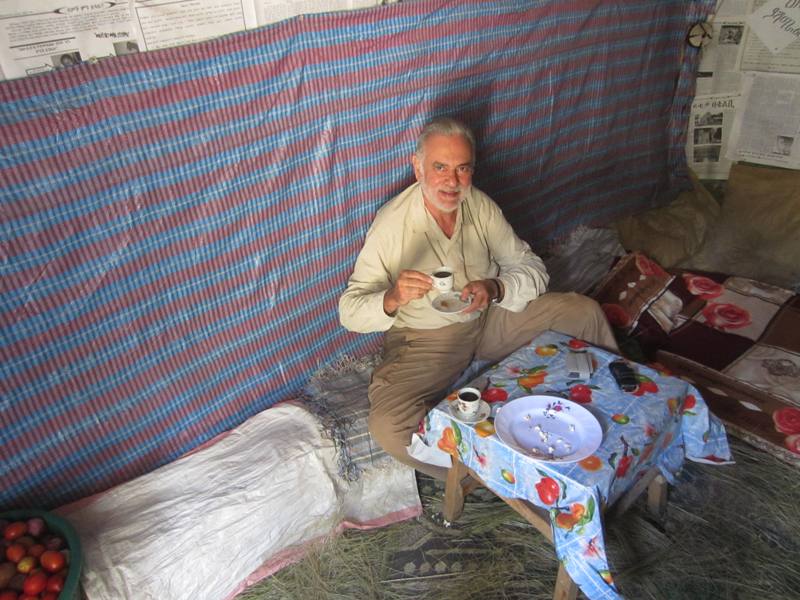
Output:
top-left (455, 387), bottom-right (481, 417)
top-left (431, 266), bottom-right (454, 293)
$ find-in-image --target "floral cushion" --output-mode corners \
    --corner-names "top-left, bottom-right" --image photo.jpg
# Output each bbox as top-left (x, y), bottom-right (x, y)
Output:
top-left (592, 252), bottom-right (800, 466)
top-left (591, 252), bottom-right (674, 338)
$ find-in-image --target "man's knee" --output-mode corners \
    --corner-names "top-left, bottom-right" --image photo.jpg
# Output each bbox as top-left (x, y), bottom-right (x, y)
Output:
top-left (367, 409), bottom-right (397, 452)
top-left (555, 291), bottom-right (600, 312)
top-left (566, 293), bottom-right (610, 326)
top-left (550, 292), bottom-right (617, 351)
top-left (367, 400), bottom-right (420, 458)
top-left (367, 401), bottom-right (449, 480)
top-left (538, 292), bottom-right (602, 323)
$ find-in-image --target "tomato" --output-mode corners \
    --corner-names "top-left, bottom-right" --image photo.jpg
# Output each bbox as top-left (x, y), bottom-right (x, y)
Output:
top-left (481, 387), bottom-right (508, 403)
top-left (27, 544), bottom-right (45, 559)
top-left (0, 562), bottom-right (16, 588)
top-left (43, 536), bottom-right (63, 551)
top-left (3, 522), bottom-right (27, 541)
top-left (0, 591), bottom-right (18, 600)
top-left (616, 455), bottom-right (633, 478)
top-left (22, 571), bottom-right (48, 596)
top-left (535, 476), bottom-right (560, 505)
top-left (16, 556), bottom-right (36, 574)
top-left (39, 550), bottom-right (65, 573)
top-left (14, 536), bottom-right (34, 549)
top-left (569, 384), bottom-right (592, 404)
top-left (25, 519), bottom-right (44, 538)
top-left (45, 573), bottom-right (64, 593)
top-left (42, 594), bottom-right (59, 600)
top-left (6, 542), bottom-right (26, 563)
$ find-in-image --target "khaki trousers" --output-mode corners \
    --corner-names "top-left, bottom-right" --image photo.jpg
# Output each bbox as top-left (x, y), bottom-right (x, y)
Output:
top-left (367, 292), bottom-right (618, 480)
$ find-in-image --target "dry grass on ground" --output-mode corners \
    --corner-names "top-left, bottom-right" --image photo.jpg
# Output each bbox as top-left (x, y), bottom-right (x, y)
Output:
top-left (240, 437), bottom-right (800, 600)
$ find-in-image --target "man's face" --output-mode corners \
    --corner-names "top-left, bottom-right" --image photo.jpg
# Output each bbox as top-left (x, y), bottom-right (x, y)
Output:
top-left (412, 133), bottom-right (474, 214)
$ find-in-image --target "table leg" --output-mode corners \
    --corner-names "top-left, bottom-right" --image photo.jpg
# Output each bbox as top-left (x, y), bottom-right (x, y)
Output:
top-left (442, 458), bottom-right (469, 522)
top-left (446, 460), bottom-right (581, 600)
top-left (553, 562), bottom-right (578, 600)
top-left (647, 474), bottom-right (668, 517)
top-left (608, 468), bottom-right (667, 520)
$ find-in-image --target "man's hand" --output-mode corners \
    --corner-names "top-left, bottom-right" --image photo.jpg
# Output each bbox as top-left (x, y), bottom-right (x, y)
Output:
top-left (460, 279), bottom-right (502, 314)
top-left (383, 270), bottom-right (433, 316)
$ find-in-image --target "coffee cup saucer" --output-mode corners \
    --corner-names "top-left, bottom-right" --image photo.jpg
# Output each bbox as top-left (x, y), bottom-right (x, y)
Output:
top-left (432, 291), bottom-right (470, 314)
top-left (447, 399), bottom-right (491, 424)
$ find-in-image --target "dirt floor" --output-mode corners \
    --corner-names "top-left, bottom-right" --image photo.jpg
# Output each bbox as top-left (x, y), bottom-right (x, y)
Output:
top-left (241, 436), bottom-right (800, 600)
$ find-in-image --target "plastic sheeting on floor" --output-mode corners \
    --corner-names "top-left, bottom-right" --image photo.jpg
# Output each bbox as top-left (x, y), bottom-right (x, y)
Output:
top-left (58, 401), bottom-right (421, 600)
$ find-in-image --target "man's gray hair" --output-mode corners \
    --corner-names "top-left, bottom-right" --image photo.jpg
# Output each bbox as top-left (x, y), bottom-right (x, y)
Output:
top-left (415, 117), bottom-right (476, 164)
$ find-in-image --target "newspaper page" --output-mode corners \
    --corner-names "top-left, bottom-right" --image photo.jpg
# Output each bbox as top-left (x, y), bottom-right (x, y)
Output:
top-left (727, 72), bottom-right (800, 169)
top-left (687, 94), bottom-right (739, 179)
top-left (253, 0), bottom-right (375, 27)
top-left (131, 0), bottom-right (258, 51)
top-left (0, 0), bottom-right (137, 80)
top-left (696, 19), bottom-right (746, 95)
top-left (715, 0), bottom-right (751, 17)
top-left (741, 0), bottom-right (800, 73)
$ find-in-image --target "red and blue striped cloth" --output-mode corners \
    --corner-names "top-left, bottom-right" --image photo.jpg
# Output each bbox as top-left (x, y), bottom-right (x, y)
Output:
top-left (0, 0), bottom-right (712, 510)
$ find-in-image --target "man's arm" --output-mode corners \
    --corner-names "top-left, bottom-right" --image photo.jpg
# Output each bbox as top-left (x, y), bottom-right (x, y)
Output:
top-left (382, 270), bottom-right (434, 317)
top-left (339, 220), bottom-right (434, 333)
top-left (476, 195), bottom-right (549, 312)
top-left (339, 231), bottom-right (397, 333)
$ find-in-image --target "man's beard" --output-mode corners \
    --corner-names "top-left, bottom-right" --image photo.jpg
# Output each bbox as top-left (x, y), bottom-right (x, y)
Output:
top-left (420, 180), bottom-right (469, 214)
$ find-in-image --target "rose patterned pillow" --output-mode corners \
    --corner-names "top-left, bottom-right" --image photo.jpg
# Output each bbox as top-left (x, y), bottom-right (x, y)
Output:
top-left (591, 251), bottom-right (674, 336)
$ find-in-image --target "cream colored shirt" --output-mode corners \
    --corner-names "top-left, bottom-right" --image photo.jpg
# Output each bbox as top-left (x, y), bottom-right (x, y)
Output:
top-left (339, 183), bottom-right (549, 333)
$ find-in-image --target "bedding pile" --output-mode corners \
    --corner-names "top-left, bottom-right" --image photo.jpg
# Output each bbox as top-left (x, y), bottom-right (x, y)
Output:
top-left (592, 252), bottom-right (800, 466)
top-left (680, 164), bottom-right (800, 292)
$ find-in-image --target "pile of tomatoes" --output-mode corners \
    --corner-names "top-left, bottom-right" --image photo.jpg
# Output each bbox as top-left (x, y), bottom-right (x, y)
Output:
top-left (0, 518), bottom-right (70, 600)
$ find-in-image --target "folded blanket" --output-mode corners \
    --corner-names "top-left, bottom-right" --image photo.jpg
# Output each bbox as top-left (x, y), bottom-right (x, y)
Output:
top-left (303, 353), bottom-right (495, 481)
top-left (302, 355), bottom-right (390, 481)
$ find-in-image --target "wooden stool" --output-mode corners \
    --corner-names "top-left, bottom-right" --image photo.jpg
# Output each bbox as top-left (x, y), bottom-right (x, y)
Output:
top-left (442, 458), bottom-right (668, 600)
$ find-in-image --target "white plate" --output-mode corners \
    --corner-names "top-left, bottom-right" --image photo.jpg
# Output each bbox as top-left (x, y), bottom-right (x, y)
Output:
top-left (432, 291), bottom-right (470, 314)
top-left (447, 399), bottom-right (491, 424)
top-left (494, 395), bottom-right (603, 462)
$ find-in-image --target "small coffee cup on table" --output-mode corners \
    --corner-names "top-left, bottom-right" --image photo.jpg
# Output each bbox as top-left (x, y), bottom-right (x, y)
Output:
top-left (455, 386), bottom-right (481, 417)
top-left (432, 266), bottom-right (454, 293)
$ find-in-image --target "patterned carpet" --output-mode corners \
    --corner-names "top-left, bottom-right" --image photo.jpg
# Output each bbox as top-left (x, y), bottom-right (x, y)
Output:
top-left (241, 436), bottom-right (800, 600)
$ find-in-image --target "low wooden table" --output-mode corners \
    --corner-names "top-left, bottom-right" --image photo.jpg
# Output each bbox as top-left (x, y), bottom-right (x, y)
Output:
top-left (421, 330), bottom-right (731, 600)
top-left (443, 458), bottom-right (667, 600)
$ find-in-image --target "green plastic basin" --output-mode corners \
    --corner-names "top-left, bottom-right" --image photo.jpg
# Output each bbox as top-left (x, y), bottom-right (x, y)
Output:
top-left (1, 508), bottom-right (82, 600)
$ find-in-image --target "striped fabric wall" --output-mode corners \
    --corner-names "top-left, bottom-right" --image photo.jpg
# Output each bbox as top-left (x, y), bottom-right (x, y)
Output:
top-left (0, 0), bottom-right (713, 510)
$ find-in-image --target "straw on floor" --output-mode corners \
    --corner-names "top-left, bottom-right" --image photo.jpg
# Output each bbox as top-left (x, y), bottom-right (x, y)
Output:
top-left (239, 436), bottom-right (800, 600)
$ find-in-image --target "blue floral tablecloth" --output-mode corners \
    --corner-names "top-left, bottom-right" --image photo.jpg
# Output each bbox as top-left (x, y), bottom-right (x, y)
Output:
top-left (421, 330), bottom-right (732, 600)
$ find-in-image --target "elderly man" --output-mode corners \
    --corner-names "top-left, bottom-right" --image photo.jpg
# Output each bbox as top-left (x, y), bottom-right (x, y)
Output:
top-left (339, 117), bottom-right (617, 479)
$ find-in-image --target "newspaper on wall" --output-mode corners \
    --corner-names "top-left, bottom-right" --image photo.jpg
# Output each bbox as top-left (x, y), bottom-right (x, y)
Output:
top-left (686, 94), bottom-right (739, 179)
top-left (253, 0), bottom-right (375, 27)
top-left (131, 0), bottom-right (258, 51)
top-left (741, 0), bottom-right (800, 73)
top-left (726, 72), bottom-right (800, 169)
top-left (715, 0), bottom-right (750, 17)
top-left (0, 0), bottom-right (138, 80)
top-left (696, 19), bottom-right (746, 95)
top-left (0, 0), bottom-right (380, 78)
